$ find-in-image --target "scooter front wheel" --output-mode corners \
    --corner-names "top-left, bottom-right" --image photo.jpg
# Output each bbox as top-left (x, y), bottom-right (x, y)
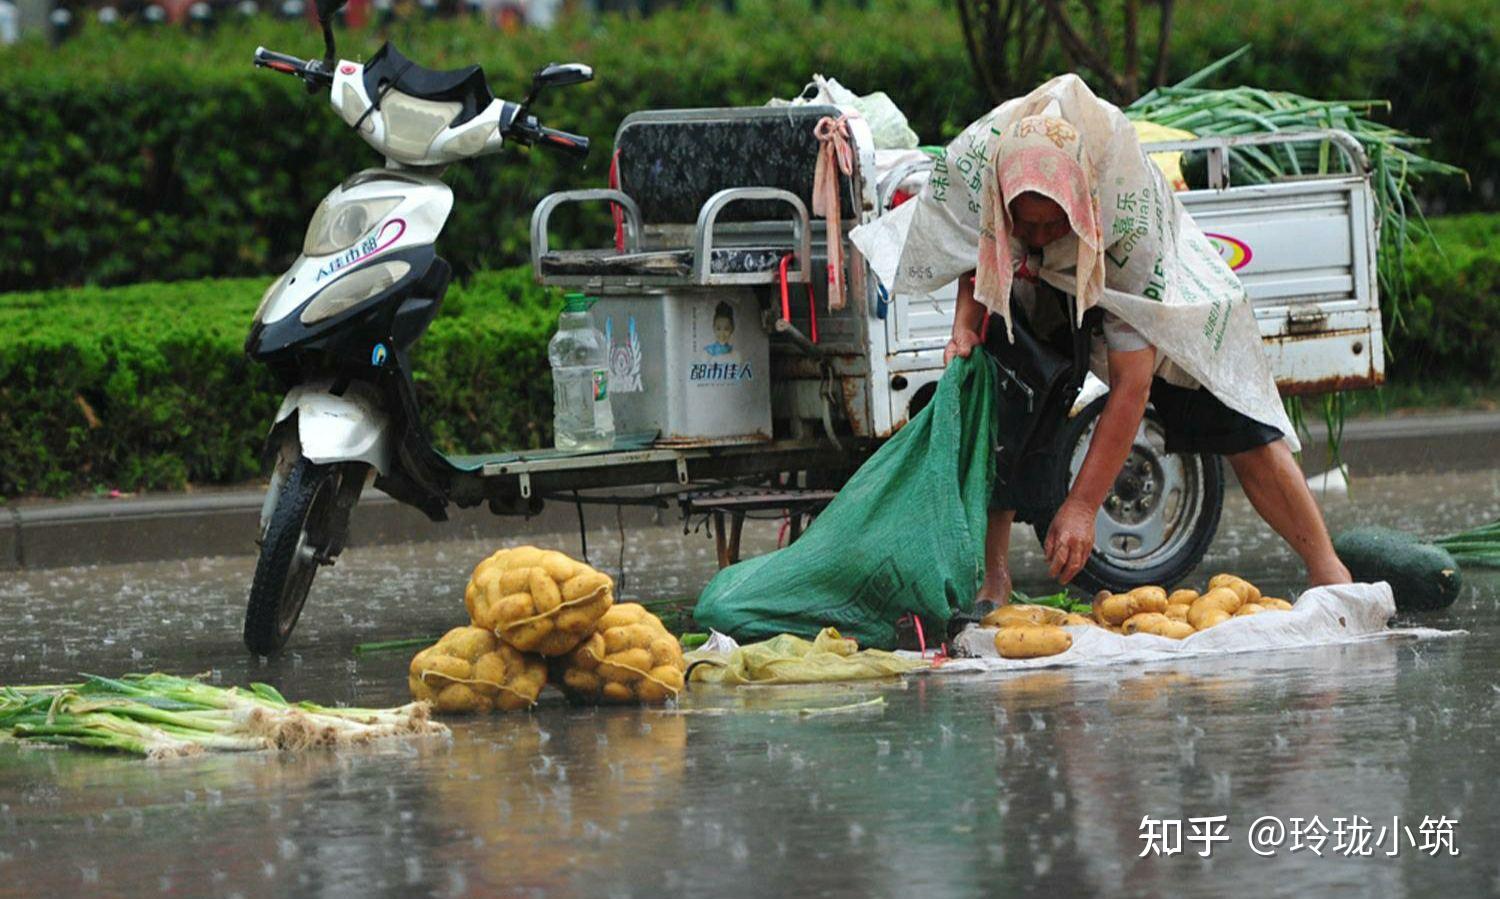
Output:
top-left (244, 458), bottom-right (343, 655)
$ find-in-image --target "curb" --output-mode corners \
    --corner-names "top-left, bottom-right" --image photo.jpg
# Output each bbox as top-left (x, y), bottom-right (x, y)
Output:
top-left (2, 486), bottom-right (673, 572)
top-left (5, 410), bottom-right (1498, 571)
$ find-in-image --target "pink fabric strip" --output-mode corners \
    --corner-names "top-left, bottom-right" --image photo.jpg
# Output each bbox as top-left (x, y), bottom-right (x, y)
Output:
top-left (813, 115), bottom-right (855, 311)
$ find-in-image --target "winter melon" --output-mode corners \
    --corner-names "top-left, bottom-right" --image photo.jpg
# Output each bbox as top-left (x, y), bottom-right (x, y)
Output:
top-left (1332, 526), bottom-right (1462, 611)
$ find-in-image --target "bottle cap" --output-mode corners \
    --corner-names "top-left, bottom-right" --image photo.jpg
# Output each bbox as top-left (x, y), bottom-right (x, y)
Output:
top-left (563, 292), bottom-right (595, 312)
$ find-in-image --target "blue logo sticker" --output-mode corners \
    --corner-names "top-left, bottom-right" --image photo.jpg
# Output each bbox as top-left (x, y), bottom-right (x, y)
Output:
top-left (371, 343), bottom-right (388, 367)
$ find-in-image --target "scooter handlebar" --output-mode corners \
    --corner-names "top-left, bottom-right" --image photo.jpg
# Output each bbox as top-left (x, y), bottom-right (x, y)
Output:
top-left (506, 113), bottom-right (591, 161)
top-left (535, 125), bottom-right (592, 160)
top-left (253, 47), bottom-right (334, 88)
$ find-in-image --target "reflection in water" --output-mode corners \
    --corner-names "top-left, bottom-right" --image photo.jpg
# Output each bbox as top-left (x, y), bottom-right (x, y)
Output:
top-left (0, 470), bottom-right (1496, 896)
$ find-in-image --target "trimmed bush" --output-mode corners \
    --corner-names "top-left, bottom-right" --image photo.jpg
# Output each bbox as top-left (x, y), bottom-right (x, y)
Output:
top-left (0, 267), bottom-right (561, 498)
top-left (1, 0), bottom-right (1493, 292)
top-left (2, 213), bottom-right (1495, 499)
top-left (1388, 214), bottom-right (1500, 384)
top-left (0, 8), bottom-right (973, 293)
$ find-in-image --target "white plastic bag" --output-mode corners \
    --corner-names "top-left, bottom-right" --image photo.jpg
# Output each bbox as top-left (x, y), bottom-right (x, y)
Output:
top-left (934, 582), bottom-right (1461, 673)
top-left (771, 74), bottom-right (920, 150)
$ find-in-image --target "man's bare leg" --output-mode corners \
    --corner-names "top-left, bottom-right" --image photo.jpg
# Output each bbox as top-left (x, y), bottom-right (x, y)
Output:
top-left (1227, 440), bottom-right (1352, 586)
top-left (978, 508), bottom-right (1017, 605)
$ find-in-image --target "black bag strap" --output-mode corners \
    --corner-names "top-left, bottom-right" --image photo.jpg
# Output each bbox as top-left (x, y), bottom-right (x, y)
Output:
top-left (986, 291), bottom-right (1102, 507)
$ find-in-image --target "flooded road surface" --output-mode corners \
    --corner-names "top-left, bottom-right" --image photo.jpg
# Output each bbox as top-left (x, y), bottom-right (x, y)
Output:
top-left (2, 469), bottom-right (1498, 897)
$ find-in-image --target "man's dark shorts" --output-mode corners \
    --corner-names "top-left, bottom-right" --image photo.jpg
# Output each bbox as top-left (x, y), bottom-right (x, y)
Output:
top-left (988, 377), bottom-right (1283, 514)
top-left (1147, 377), bottom-right (1284, 456)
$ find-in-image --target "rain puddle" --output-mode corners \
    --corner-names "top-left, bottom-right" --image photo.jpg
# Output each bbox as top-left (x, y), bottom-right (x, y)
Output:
top-left (1, 468), bottom-right (1497, 896)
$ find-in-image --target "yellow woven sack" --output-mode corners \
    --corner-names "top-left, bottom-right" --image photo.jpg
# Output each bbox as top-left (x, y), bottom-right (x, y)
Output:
top-left (465, 546), bottom-right (614, 656)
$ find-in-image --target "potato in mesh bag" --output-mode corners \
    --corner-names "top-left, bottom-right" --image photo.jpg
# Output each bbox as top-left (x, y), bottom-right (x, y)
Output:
top-left (465, 546), bottom-right (614, 656)
top-left (409, 627), bottom-right (547, 714)
top-left (555, 604), bottom-right (686, 705)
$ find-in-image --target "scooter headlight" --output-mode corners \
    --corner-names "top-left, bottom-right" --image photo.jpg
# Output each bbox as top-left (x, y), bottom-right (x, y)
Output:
top-left (300, 260), bottom-right (412, 324)
top-left (252, 271), bottom-right (286, 324)
top-left (303, 197), bottom-right (401, 257)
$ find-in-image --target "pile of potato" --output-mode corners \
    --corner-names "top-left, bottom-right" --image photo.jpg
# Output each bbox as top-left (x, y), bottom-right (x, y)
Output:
top-left (984, 574), bottom-right (1294, 659)
top-left (408, 627), bottom-right (549, 714)
top-left (410, 546), bottom-right (688, 713)
top-left (465, 546), bottom-right (616, 656)
top-left (553, 603), bottom-right (688, 704)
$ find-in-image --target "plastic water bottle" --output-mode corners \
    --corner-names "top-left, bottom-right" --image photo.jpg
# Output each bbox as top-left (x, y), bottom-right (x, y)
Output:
top-left (549, 293), bottom-right (614, 452)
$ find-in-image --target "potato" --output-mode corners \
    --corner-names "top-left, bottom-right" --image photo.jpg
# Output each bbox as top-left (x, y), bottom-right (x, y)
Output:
top-left (1093, 593), bottom-right (1136, 626)
top-left (602, 682), bottom-right (635, 703)
top-left (1166, 589), bottom-right (1199, 607)
top-left (1198, 587), bottom-right (1244, 614)
top-left (983, 604), bottom-right (1068, 628)
top-left (650, 636), bottom-right (686, 668)
top-left (994, 625), bottom-right (1073, 659)
top-left (1195, 609), bottom-right (1232, 629)
top-left (434, 683), bottom-right (487, 714)
top-left (465, 546), bottom-right (614, 656)
top-left (1122, 613), bottom-right (1195, 639)
top-left (1128, 586), bottom-right (1169, 614)
top-left (1122, 612), bottom-right (1171, 635)
top-left (1164, 604), bottom-right (1190, 623)
top-left (1063, 613), bottom-right (1096, 627)
top-left (1159, 620), bottom-right (1196, 640)
top-left (1260, 597), bottom-right (1294, 611)
top-left (1208, 573), bottom-right (1261, 605)
top-left (637, 666), bottom-right (686, 703)
top-left (603, 626), bottom-right (635, 655)
top-left (1188, 590), bottom-right (1242, 629)
top-left (527, 568), bottom-right (563, 614)
top-left (1233, 603), bottom-right (1265, 617)
top-left (422, 653), bottom-right (473, 683)
top-left (606, 648), bottom-right (655, 679)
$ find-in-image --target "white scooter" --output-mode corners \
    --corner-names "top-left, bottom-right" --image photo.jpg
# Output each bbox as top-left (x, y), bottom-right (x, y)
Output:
top-left (243, 0), bottom-right (592, 654)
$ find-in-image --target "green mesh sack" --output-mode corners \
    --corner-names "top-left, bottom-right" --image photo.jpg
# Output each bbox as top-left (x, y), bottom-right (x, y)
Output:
top-left (694, 353), bottom-right (998, 649)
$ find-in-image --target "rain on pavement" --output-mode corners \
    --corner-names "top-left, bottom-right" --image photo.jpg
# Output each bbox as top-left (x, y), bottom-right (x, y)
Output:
top-left (2, 467), bottom-right (1497, 897)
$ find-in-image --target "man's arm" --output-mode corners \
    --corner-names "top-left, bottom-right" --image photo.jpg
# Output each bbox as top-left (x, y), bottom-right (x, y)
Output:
top-left (944, 270), bottom-right (984, 365)
top-left (1044, 345), bottom-right (1156, 583)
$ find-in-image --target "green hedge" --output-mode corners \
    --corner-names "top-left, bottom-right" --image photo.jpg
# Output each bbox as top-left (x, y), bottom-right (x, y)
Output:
top-left (0, 267), bottom-right (559, 498)
top-left (1, 0), bottom-right (1492, 292)
top-left (1387, 214), bottom-right (1500, 383)
top-left (2, 213), bottom-right (1496, 499)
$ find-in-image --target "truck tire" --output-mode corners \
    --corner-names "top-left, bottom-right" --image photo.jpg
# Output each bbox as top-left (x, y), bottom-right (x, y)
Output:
top-left (1032, 395), bottom-right (1224, 594)
top-left (244, 458), bottom-right (343, 655)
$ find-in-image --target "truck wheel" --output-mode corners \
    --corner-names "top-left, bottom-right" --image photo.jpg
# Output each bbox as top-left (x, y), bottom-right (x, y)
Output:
top-left (244, 458), bottom-right (344, 655)
top-left (1032, 396), bottom-right (1224, 594)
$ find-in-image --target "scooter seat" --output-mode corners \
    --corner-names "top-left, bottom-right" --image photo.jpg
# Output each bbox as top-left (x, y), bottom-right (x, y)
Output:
top-left (538, 246), bottom-right (789, 280)
top-left (362, 42), bottom-right (494, 127)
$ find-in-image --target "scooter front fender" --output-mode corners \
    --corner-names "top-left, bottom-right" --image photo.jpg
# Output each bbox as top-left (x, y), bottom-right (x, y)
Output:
top-left (274, 380), bottom-right (392, 475)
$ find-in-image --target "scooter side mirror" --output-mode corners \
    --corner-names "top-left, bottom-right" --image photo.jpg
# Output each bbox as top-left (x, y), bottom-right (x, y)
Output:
top-left (314, 0), bottom-right (347, 22)
top-left (532, 63), bottom-right (594, 90)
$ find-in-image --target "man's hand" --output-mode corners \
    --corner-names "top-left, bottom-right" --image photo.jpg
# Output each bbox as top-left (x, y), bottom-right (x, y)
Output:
top-left (1044, 498), bottom-right (1096, 584)
top-left (1045, 345), bottom-right (1154, 585)
top-left (945, 327), bottom-right (983, 366)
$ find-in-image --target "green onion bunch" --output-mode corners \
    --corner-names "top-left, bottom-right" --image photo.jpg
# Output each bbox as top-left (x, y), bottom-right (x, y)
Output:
top-left (1010, 589), bottom-right (1094, 616)
top-left (1126, 46), bottom-right (1466, 332)
top-left (1433, 520), bottom-right (1500, 569)
top-left (0, 673), bottom-right (449, 760)
top-left (1127, 47), bottom-right (1465, 464)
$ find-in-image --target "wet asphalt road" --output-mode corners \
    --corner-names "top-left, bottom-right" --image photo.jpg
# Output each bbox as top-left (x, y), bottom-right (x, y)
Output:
top-left (1, 468), bottom-right (1498, 897)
